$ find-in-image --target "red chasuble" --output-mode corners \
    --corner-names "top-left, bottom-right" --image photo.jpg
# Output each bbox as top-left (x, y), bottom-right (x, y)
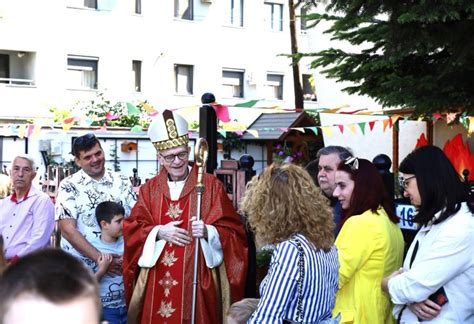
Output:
top-left (123, 165), bottom-right (248, 324)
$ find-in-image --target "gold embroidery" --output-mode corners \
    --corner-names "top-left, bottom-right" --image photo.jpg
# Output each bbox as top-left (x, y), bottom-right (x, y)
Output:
top-left (161, 250), bottom-right (178, 267)
top-left (166, 203), bottom-right (183, 220)
top-left (158, 300), bottom-right (176, 318)
top-left (158, 271), bottom-right (178, 297)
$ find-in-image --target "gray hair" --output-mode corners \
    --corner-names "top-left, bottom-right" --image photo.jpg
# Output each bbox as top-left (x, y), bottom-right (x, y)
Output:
top-left (316, 146), bottom-right (353, 161)
top-left (14, 154), bottom-right (37, 171)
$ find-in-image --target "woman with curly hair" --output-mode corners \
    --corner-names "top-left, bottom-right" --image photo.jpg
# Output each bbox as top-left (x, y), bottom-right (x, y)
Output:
top-left (332, 157), bottom-right (404, 324)
top-left (240, 163), bottom-right (339, 323)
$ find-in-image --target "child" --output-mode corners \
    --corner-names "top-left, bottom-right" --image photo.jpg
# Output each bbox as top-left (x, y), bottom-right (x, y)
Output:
top-left (93, 201), bottom-right (127, 324)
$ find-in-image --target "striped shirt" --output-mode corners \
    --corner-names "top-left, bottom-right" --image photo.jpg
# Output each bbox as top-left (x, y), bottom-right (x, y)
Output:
top-left (249, 233), bottom-right (339, 323)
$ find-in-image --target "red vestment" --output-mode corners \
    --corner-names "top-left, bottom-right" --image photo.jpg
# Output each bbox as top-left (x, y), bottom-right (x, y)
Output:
top-left (123, 165), bottom-right (248, 324)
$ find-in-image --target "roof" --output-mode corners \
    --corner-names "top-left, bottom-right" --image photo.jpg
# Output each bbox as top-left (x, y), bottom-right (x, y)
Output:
top-left (242, 112), bottom-right (317, 140)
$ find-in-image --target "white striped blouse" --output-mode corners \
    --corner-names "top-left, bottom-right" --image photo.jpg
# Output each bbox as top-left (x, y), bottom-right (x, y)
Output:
top-left (248, 233), bottom-right (339, 323)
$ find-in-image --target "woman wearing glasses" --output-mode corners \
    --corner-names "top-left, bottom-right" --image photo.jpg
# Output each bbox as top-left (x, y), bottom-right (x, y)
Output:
top-left (382, 145), bottom-right (474, 323)
top-left (332, 157), bottom-right (404, 324)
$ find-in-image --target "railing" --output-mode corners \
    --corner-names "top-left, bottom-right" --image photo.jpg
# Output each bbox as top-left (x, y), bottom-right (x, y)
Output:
top-left (0, 78), bottom-right (35, 86)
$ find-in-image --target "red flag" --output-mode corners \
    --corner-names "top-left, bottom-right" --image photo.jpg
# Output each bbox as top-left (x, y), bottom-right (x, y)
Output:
top-left (211, 104), bottom-right (231, 123)
top-left (415, 133), bottom-right (428, 148)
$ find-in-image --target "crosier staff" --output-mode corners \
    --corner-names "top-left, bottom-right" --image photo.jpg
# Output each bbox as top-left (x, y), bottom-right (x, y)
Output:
top-left (191, 138), bottom-right (208, 324)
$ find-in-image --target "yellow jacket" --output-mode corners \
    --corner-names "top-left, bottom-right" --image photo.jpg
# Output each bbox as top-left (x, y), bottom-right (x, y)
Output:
top-left (333, 207), bottom-right (404, 324)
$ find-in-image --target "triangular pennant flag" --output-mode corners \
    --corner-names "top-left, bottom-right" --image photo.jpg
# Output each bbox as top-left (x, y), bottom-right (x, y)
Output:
top-left (211, 104), bottom-right (231, 123)
top-left (143, 103), bottom-right (157, 114)
top-left (279, 128), bottom-right (289, 133)
top-left (321, 126), bottom-right (334, 137)
top-left (17, 125), bottom-right (27, 138)
top-left (126, 102), bottom-right (140, 116)
top-left (130, 125), bottom-right (143, 133)
top-left (98, 123), bottom-right (107, 132)
top-left (235, 130), bottom-right (244, 136)
top-left (382, 119), bottom-right (390, 132)
top-left (357, 122), bottom-right (366, 135)
top-left (337, 124), bottom-right (344, 134)
top-left (461, 116), bottom-right (469, 130)
top-left (389, 117), bottom-right (393, 128)
top-left (106, 112), bottom-right (120, 121)
top-left (26, 124), bottom-right (34, 138)
top-left (31, 124), bottom-right (42, 139)
top-left (246, 129), bottom-right (259, 138)
top-left (368, 121), bottom-right (376, 131)
top-left (218, 129), bottom-right (227, 138)
top-left (307, 127), bottom-right (318, 135)
top-left (234, 100), bottom-right (259, 108)
top-left (432, 113), bottom-right (442, 125)
top-left (348, 123), bottom-right (358, 135)
top-left (62, 122), bottom-right (73, 132)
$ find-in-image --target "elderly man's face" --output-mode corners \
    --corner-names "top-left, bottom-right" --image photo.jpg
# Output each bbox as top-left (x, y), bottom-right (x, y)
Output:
top-left (159, 145), bottom-right (190, 181)
top-left (317, 153), bottom-right (341, 197)
top-left (11, 157), bottom-right (36, 193)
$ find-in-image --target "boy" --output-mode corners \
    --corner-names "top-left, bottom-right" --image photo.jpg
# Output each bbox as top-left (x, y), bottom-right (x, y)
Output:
top-left (93, 201), bottom-right (127, 324)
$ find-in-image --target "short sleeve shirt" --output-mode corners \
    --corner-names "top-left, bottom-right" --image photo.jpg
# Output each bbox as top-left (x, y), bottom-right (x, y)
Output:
top-left (55, 169), bottom-right (136, 268)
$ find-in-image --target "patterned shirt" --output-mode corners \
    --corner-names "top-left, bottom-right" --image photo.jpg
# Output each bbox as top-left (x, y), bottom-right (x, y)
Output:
top-left (55, 169), bottom-right (136, 268)
top-left (249, 233), bottom-right (339, 323)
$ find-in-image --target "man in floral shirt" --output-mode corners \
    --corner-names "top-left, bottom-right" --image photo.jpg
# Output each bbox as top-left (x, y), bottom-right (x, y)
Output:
top-left (55, 133), bottom-right (136, 272)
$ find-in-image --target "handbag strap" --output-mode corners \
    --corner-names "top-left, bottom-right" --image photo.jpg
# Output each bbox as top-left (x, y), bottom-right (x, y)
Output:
top-left (294, 237), bottom-right (305, 323)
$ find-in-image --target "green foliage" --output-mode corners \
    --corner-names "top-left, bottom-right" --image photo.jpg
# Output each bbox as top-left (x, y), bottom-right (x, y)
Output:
top-left (256, 248), bottom-right (274, 268)
top-left (302, 1), bottom-right (474, 116)
top-left (219, 132), bottom-right (245, 159)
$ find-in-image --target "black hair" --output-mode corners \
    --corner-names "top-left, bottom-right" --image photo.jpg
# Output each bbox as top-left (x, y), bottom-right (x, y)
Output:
top-left (399, 145), bottom-right (474, 226)
top-left (95, 201), bottom-right (125, 228)
top-left (0, 248), bottom-right (100, 320)
top-left (72, 133), bottom-right (102, 158)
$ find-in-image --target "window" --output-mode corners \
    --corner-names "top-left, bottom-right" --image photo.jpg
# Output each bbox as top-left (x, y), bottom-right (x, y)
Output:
top-left (266, 74), bottom-right (283, 100)
top-left (300, 6), bottom-right (307, 31)
top-left (265, 2), bottom-right (283, 31)
top-left (135, 0), bottom-right (141, 14)
top-left (303, 74), bottom-right (317, 101)
top-left (228, 0), bottom-right (244, 27)
top-left (0, 54), bottom-right (9, 83)
top-left (174, 0), bottom-right (193, 20)
top-left (175, 64), bottom-right (193, 95)
top-left (132, 60), bottom-right (141, 92)
top-left (84, 0), bottom-right (97, 8)
top-left (67, 56), bottom-right (98, 90)
top-left (222, 70), bottom-right (244, 98)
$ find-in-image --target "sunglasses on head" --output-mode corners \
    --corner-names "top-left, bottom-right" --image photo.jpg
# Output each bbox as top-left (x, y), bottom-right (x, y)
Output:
top-left (74, 133), bottom-right (96, 147)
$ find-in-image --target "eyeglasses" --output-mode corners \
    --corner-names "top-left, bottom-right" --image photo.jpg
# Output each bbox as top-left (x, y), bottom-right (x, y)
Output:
top-left (74, 133), bottom-right (96, 147)
top-left (160, 151), bottom-right (188, 163)
top-left (399, 175), bottom-right (416, 189)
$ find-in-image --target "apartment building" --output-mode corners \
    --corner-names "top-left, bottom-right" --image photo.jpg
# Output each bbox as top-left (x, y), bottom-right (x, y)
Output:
top-left (0, 0), bottom-right (319, 122)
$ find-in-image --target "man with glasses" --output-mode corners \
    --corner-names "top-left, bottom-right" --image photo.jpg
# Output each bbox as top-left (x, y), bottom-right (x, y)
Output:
top-left (123, 110), bottom-right (248, 324)
top-left (55, 133), bottom-right (136, 274)
top-left (0, 155), bottom-right (55, 262)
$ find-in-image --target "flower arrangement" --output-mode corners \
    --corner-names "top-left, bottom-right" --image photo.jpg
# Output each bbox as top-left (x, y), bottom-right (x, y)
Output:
top-left (273, 143), bottom-right (306, 164)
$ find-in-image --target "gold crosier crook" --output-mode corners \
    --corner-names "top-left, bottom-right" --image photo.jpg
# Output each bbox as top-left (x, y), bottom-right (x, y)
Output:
top-left (191, 138), bottom-right (208, 324)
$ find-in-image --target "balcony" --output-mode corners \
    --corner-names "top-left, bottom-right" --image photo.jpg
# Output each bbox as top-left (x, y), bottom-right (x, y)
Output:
top-left (0, 51), bottom-right (36, 88)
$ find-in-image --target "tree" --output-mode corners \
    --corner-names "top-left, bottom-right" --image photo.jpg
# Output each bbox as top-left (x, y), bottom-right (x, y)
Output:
top-left (302, 1), bottom-right (474, 116)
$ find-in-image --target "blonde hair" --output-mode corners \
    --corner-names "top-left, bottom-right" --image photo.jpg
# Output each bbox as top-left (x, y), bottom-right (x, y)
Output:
top-left (227, 298), bottom-right (260, 324)
top-left (240, 163), bottom-right (334, 251)
top-left (0, 174), bottom-right (12, 199)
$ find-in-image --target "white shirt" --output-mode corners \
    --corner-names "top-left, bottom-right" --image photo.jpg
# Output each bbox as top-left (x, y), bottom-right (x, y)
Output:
top-left (388, 202), bottom-right (474, 323)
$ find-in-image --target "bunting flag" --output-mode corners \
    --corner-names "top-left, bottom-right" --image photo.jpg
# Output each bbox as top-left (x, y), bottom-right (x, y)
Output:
top-left (130, 125), bottom-right (143, 133)
top-left (382, 119), bottom-right (390, 132)
top-left (62, 122), bottom-right (74, 132)
top-left (469, 117), bottom-right (474, 135)
top-left (246, 129), bottom-right (259, 138)
top-left (31, 124), bottom-right (42, 139)
top-left (432, 113), bottom-right (442, 124)
top-left (233, 100), bottom-right (260, 107)
top-left (293, 127), bottom-right (305, 133)
top-left (415, 133), bottom-right (428, 148)
top-left (369, 121), bottom-right (376, 131)
top-left (218, 129), bottom-right (227, 138)
top-left (321, 126), bottom-right (334, 137)
top-left (211, 104), bottom-right (231, 123)
top-left (446, 113), bottom-right (457, 124)
top-left (357, 122), bottom-right (366, 135)
top-left (106, 112), bottom-right (120, 121)
top-left (127, 102), bottom-right (140, 116)
top-left (143, 102), bottom-right (157, 114)
top-left (347, 123), bottom-right (358, 135)
top-left (337, 124), bottom-right (344, 134)
top-left (307, 127), bottom-right (318, 135)
top-left (17, 125), bottom-right (26, 139)
top-left (98, 123), bottom-right (107, 132)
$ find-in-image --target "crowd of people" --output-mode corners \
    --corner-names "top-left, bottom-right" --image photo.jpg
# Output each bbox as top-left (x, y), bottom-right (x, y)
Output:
top-left (0, 109), bottom-right (473, 324)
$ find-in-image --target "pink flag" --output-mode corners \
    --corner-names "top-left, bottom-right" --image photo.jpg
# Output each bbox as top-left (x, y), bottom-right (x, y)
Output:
top-left (211, 104), bottom-right (231, 123)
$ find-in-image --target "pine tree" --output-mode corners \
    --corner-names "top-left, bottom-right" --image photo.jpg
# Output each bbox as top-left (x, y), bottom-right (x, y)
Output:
top-left (303, 1), bottom-right (474, 116)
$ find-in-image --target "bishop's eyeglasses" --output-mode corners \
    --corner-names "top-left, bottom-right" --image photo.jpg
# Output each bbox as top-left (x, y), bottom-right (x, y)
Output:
top-left (160, 151), bottom-right (189, 163)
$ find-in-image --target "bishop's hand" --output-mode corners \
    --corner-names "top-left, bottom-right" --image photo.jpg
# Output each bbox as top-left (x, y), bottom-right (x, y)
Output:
top-left (158, 220), bottom-right (192, 246)
top-left (190, 216), bottom-right (208, 239)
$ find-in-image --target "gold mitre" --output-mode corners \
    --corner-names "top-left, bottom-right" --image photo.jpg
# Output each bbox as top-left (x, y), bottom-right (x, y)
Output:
top-left (148, 110), bottom-right (189, 152)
